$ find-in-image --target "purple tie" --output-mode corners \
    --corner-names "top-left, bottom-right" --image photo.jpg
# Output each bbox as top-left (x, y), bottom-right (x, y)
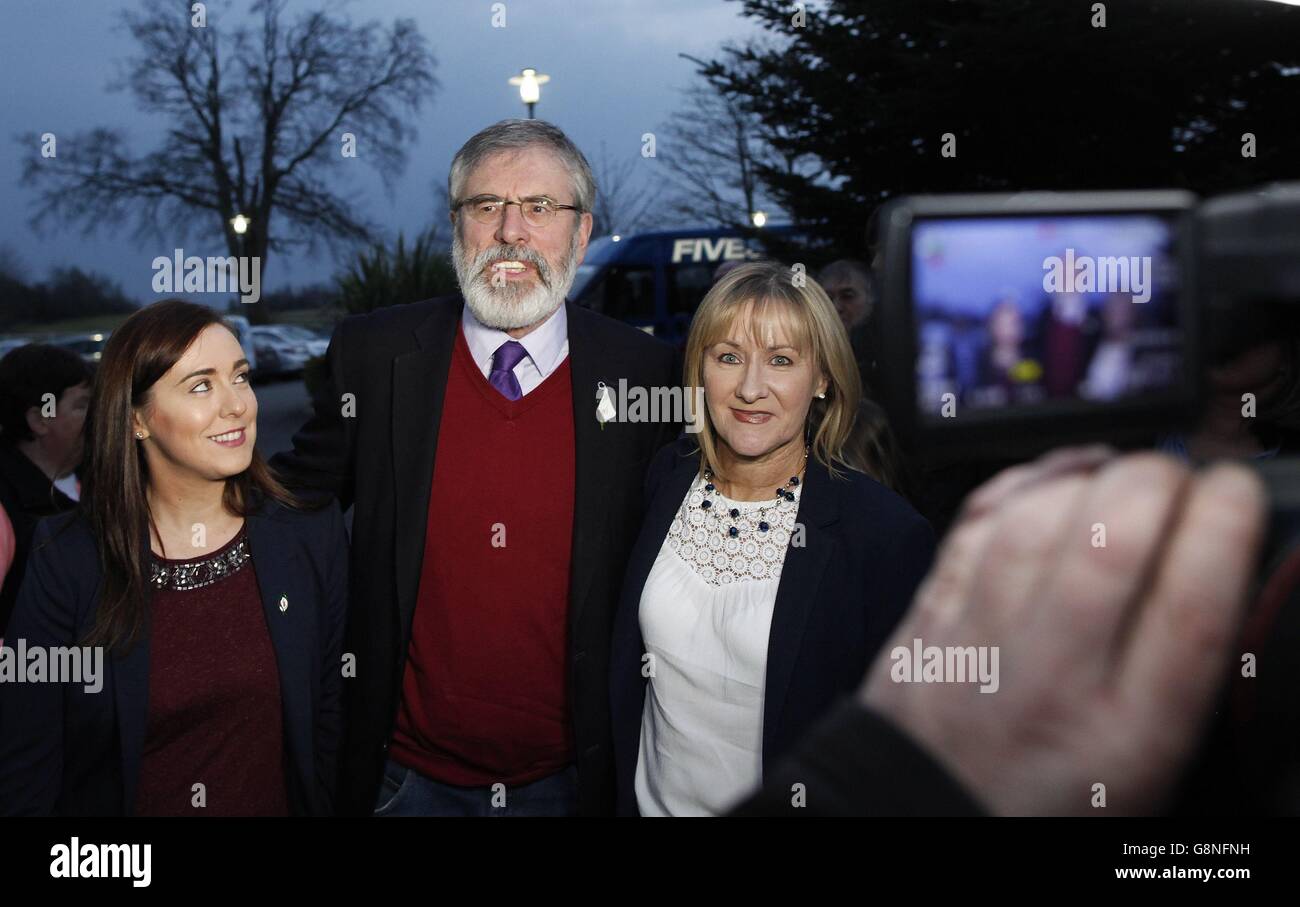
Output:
top-left (488, 340), bottom-right (528, 401)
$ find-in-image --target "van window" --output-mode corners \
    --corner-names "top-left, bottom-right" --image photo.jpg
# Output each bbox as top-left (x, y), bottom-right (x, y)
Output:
top-left (582, 265), bottom-right (656, 321)
top-left (668, 263), bottom-right (714, 315)
top-left (571, 263), bottom-right (601, 302)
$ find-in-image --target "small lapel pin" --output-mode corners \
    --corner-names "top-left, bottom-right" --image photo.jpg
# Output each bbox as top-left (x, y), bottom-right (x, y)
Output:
top-left (596, 381), bottom-right (616, 429)
top-left (279, 594), bottom-right (289, 613)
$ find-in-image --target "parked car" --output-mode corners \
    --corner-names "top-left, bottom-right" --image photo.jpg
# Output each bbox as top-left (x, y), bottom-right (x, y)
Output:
top-left (253, 324), bottom-right (328, 359)
top-left (51, 332), bottom-right (110, 363)
top-left (224, 314), bottom-right (258, 372)
top-left (250, 332), bottom-right (308, 379)
top-left (273, 324), bottom-right (330, 358)
top-left (250, 337), bottom-right (284, 379)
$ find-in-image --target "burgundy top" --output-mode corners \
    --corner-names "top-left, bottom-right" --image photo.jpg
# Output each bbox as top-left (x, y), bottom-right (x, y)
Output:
top-left (134, 525), bottom-right (290, 816)
top-left (390, 326), bottom-right (577, 786)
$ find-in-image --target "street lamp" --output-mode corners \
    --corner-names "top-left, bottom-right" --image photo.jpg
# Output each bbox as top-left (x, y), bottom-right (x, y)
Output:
top-left (751, 210), bottom-right (767, 228)
top-left (230, 213), bottom-right (249, 258)
top-left (509, 68), bottom-right (549, 119)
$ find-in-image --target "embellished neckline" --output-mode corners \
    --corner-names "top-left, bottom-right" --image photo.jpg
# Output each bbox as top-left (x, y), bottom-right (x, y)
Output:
top-left (667, 474), bottom-right (800, 586)
top-left (707, 485), bottom-right (800, 509)
top-left (150, 526), bottom-right (251, 592)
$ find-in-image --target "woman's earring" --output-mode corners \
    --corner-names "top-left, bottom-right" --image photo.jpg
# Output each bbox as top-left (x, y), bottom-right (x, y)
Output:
top-left (816, 392), bottom-right (826, 399)
top-left (135, 431), bottom-right (145, 439)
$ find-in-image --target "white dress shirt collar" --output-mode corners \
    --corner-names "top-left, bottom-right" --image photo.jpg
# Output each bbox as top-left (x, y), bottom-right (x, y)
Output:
top-left (461, 299), bottom-right (569, 379)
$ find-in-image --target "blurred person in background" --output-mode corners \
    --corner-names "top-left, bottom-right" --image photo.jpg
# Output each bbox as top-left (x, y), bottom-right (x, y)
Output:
top-left (0, 343), bottom-right (93, 634)
top-left (819, 259), bottom-right (875, 332)
top-left (1079, 293), bottom-right (1139, 401)
top-left (818, 259), bottom-right (882, 399)
top-left (970, 298), bottom-right (1044, 408)
top-left (1038, 291), bottom-right (1098, 398)
top-left (817, 260), bottom-right (911, 499)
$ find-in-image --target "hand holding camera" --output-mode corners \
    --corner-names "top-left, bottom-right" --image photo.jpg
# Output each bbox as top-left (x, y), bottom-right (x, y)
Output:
top-left (861, 447), bottom-right (1268, 815)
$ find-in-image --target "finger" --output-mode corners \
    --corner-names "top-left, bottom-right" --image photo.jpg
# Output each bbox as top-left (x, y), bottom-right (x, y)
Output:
top-left (960, 445), bottom-right (1116, 520)
top-left (1116, 462), bottom-right (1267, 754)
top-left (1028, 454), bottom-right (1192, 679)
top-left (910, 446), bottom-right (1114, 631)
top-left (965, 470), bottom-right (1096, 630)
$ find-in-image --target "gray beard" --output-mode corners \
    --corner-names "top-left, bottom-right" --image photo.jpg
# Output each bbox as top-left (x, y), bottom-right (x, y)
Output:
top-left (453, 228), bottom-right (580, 331)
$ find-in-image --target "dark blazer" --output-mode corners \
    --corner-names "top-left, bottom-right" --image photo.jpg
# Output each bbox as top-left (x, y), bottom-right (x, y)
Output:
top-left (268, 295), bottom-right (679, 816)
top-left (0, 497), bottom-right (349, 816)
top-left (609, 437), bottom-right (936, 815)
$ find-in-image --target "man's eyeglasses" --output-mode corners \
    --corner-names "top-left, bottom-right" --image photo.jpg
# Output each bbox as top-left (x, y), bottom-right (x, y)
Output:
top-left (454, 195), bottom-right (583, 228)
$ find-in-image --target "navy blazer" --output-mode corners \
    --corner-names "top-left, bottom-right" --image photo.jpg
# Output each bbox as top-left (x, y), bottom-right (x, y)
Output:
top-left (0, 496), bottom-right (348, 816)
top-left (609, 438), bottom-right (935, 815)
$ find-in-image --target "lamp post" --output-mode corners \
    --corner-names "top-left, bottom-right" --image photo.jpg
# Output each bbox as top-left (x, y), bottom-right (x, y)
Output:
top-left (509, 68), bottom-right (549, 119)
top-left (228, 213), bottom-right (254, 319)
top-left (230, 213), bottom-right (249, 259)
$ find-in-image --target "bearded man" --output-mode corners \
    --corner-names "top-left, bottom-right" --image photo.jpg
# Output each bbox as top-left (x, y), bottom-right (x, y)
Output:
top-left (272, 119), bottom-right (678, 816)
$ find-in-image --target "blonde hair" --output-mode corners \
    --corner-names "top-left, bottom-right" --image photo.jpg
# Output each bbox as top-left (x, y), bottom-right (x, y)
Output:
top-left (684, 260), bottom-right (865, 479)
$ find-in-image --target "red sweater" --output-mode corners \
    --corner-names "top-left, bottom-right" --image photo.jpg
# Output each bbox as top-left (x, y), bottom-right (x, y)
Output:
top-left (390, 326), bottom-right (577, 786)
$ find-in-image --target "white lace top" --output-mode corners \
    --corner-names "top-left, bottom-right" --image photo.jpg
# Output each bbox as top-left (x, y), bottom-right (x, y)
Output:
top-left (665, 472), bottom-right (802, 585)
top-left (635, 472), bottom-right (802, 816)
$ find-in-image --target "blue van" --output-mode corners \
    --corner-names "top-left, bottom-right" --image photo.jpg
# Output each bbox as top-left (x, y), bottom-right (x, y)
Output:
top-left (570, 225), bottom-right (810, 346)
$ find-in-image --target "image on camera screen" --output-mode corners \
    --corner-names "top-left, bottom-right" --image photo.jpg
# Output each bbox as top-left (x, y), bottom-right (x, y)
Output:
top-left (911, 214), bottom-right (1185, 420)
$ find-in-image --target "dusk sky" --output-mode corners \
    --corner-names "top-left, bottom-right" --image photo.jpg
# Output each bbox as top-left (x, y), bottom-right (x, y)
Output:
top-left (0, 0), bottom-right (766, 301)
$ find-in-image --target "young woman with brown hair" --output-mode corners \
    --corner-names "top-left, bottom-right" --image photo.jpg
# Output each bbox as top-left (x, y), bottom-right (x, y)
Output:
top-left (0, 300), bottom-right (348, 816)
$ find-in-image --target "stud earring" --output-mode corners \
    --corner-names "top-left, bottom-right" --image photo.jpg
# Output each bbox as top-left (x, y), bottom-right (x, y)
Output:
top-left (135, 431), bottom-right (145, 439)
top-left (816, 392), bottom-right (826, 399)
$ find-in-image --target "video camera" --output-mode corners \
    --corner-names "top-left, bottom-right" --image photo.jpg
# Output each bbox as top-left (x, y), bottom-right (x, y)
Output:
top-left (875, 184), bottom-right (1300, 461)
top-left (875, 184), bottom-right (1300, 813)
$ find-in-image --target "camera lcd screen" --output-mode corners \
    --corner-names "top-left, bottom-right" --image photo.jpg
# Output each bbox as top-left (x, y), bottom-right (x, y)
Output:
top-left (910, 214), bottom-right (1186, 422)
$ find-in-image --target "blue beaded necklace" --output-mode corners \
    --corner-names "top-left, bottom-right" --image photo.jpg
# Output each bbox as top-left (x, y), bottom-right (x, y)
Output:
top-left (700, 446), bottom-right (807, 538)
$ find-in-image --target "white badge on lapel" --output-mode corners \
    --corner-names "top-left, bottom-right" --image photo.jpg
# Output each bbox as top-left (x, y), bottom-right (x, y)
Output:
top-left (279, 594), bottom-right (289, 613)
top-left (595, 381), bottom-right (617, 429)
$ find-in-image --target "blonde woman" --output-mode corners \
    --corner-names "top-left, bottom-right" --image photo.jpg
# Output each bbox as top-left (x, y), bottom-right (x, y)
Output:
top-left (609, 261), bottom-right (934, 816)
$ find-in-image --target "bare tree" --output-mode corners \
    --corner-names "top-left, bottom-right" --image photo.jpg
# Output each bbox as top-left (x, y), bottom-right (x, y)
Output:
top-left (655, 82), bottom-right (766, 228)
top-left (589, 141), bottom-right (660, 238)
top-left (19, 0), bottom-right (437, 311)
top-left (657, 56), bottom-right (811, 229)
top-left (0, 244), bottom-right (28, 283)
top-left (428, 178), bottom-right (454, 250)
